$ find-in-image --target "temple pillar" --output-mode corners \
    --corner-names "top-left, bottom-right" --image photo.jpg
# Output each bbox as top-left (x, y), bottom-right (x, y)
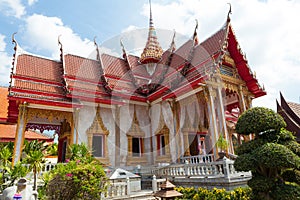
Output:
top-left (73, 108), bottom-right (80, 144)
top-left (183, 131), bottom-right (190, 156)
top-left (239, 85), bottom-right (246, 112)
top-left (207, 86), bottom-right (218, 159)
top-left (13, 103), bottom-right (28, 166)
top-left (69, 118), bottom-right (74, 146)
top-left (115, 106), bottom-right (121, 167)
top-left (174, 101), bottom-right (181, 162)
top-left (216, 80), bottom-right (231, 153)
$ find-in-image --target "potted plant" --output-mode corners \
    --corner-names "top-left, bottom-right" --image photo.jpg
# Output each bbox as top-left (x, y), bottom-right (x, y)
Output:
top-left (216, 134), bottom-right (228, 159)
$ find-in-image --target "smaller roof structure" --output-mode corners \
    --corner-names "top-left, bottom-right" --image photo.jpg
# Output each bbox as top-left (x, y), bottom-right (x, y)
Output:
top-left (0, 124), bottom-right (54, 143)
top-left (277, 92), bottom-right (300, 142)
top-left (154, 180), bottom-right (183, 199)
top-left (109, 168), bottom-right (140, 180)
top-left (0, 87), bottom-right (54, 143)
top-left (139, 0), bottom-right (163, 64)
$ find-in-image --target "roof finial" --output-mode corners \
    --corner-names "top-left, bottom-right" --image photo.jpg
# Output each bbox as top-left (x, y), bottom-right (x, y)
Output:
top-left (227, 3), bottom-right (232, 22)
top-left (169, 30), bottom-right (176, 52)
top-left (94, 36), bottom-right (101, 61)
top-left (12, 32), bottom-right (18, 49)
top-left (192, 19), bottom-right (199, 46)
top-left (120, 38), bottom-right (127, 59)
top-left (58, 35), bottom-right (63, 62)
top-left (149, 0), bottom-right (154, 28)
top-left (10, 32), bottom-right (18, 91)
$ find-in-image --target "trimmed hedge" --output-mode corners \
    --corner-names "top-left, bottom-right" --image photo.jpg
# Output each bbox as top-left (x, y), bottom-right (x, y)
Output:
top-left (175, 187), bottom-right (252, 200)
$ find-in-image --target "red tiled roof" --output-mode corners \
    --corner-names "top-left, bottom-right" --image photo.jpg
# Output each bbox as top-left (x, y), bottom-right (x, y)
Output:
top-left (226, 25), bottom-right (266, 97)
top-left (16, 54), bottom-right (62, 83)
top-left (0, 124), bottom-right (54, 142)
top-left (8, 20), bottom-right (266, 106)
top-left (102, 54), bottom-right (129, 79)
top-left (64, 54), bottom-right (101, 82)
top-left (200, 26), bottom-right (226, 56)
top-left (14, 80), bottom-right (65, 95)
top-left (0, 87), bottom-right (8, 120)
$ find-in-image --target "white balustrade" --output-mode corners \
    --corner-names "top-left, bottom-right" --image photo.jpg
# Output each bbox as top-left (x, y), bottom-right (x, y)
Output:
top-left (106, 181), bottom-right (128, 198)
top-left (154, 157), bottom-right (246, 180)
top-left (180, 154), bottom-right (214, 164)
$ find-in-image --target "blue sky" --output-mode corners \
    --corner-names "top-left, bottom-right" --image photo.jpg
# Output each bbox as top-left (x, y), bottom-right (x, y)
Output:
top-left (0, 0), bottom-right (300, 110)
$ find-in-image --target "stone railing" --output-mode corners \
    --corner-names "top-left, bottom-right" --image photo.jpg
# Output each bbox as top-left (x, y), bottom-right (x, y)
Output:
top-left (106, 180), bottom-right (130, 198)
top-left (152, 175), bottom-right (166, 193)
top-left (152, 157), bottom-right (248, 179)
top-left (180, 154), bottom-right (214, 164)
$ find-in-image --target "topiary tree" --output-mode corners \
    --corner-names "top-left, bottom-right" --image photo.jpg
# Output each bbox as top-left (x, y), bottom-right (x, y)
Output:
top-left (234, 107), bottom-right (300, 200)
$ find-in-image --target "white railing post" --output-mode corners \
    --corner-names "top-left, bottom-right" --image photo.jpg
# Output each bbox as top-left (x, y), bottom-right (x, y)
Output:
top-left (222, 158), bottom-right (231, 179)
top-left (152, 175), bottom-right (157, 193)
top-left (126, 177), bottom-right (131, 195)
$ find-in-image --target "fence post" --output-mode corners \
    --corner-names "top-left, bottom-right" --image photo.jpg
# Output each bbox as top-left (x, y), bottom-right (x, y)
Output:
top-left (152, 175), bottom-right (157, 193)
top-left (126, 177), bottom-right (131, 195)
top-left (222, 157), bottom-right (231, 179)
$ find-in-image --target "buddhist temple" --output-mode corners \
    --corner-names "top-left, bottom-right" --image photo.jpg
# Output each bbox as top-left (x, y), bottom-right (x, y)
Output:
top-left (277, 92), bottom-right (300, 142)
top-left (3, 4), bottom-right (266, 166)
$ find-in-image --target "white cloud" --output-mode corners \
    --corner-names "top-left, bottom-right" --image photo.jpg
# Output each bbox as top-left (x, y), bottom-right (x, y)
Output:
top-left (0, 34), bottom-right (12, 86)
top-left (138, 0), bottom-right (300, 110)
top-left (0, 0), bottom-right (25, 18)
top-left (23, 14), bottom-right (95, 59)
top-left (27, 0), bottom-right (38, 6)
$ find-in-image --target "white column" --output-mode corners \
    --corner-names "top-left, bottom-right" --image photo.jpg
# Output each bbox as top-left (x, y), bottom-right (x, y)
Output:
top-left (216, 83), bottom-right (230, 153)
top-left (208, 86), bottom-right (219, 159)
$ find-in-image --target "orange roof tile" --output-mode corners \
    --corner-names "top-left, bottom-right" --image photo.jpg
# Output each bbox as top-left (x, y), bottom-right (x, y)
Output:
top-left (16, 54), bottom-right (62, 83)
top-left (64, 54), bottom-right (101, 82)
top-left (0, 87), bottom-right (8, 119)
top-left (0, 124), bottom-right (53, 142)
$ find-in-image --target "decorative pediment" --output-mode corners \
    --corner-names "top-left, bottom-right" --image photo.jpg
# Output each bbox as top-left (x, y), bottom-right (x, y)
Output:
top-left (86, 106), bottom-right (109, 135)
top-left (127, 110), bottom-right (145, 137)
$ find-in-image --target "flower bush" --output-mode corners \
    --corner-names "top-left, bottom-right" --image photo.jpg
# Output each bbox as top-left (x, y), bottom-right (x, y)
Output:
top-left (39, 143), bottom-right (107, 200)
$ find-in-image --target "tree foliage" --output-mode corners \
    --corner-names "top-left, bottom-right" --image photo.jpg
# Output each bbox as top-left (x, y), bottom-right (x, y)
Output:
top-left (234, 107), bottom-right (300, 200)
top-left (235, 107), bottom-right (286, 136)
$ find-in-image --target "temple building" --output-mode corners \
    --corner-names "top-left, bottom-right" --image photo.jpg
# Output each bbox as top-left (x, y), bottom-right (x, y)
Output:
top-left (277, 93), bottom-right (300, 142)
top-left (4, 6), bottom-right (266, 166)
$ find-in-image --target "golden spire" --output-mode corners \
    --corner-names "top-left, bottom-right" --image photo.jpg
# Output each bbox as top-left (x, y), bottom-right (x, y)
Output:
top-left (139, 0), bottom-right (163, 64)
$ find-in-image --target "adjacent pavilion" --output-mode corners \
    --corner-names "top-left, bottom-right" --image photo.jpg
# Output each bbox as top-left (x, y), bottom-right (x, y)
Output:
top-left (277, 93), bottom-right (300, 142)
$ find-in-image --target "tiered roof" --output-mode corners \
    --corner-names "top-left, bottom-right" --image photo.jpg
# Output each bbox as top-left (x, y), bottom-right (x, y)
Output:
top-left (6, 8), bottom-right (266, 124)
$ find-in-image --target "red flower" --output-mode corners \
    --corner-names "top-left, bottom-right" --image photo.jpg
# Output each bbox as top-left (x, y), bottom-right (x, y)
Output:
top-left (66, 173), bottom-right (73, 177)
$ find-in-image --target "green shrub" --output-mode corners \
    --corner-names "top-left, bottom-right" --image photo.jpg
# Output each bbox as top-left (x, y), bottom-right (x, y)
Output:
top-left (235, 107), bottom-right (286, 136)
top-left (39, 143), bottom-right (108, 200)
top-left (175, 187), bottom-right (252, 200)
top-left (281, 169), bottom-right (300, 184)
